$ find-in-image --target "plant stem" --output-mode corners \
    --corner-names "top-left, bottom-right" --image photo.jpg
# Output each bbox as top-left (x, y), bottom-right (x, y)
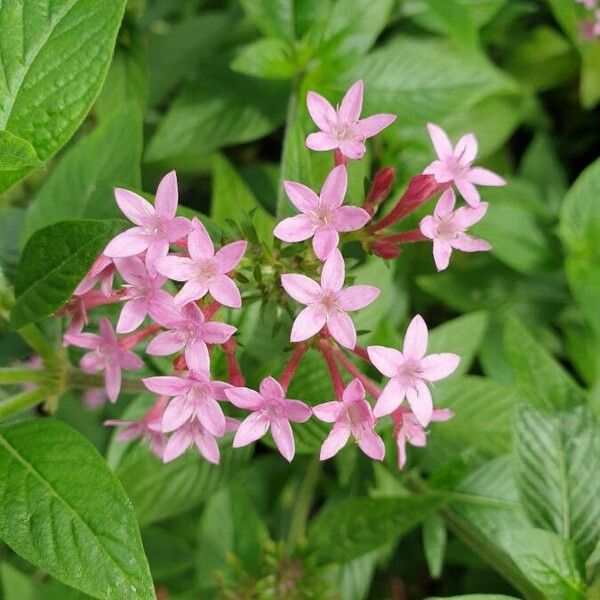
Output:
top-left (0, 388), bottom-right (47, 419)
top-left (67, 370), bottom-right (145, 393)
top-left (279, 342), bottom-right (308, 391)
top-left (0, 368), bottom-right (46, 385)
top-left (17, 324), bottom-right (57, 365)
top-left (331, 347), bottom-right (381, 398)
top-left (376, 229), bottom-right (428, 244)
top-left (318, 339), bottom-right (345, 400)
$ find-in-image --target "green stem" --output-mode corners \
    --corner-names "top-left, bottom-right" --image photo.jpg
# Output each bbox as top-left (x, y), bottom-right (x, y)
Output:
top-left (17, 324), bottom-right (57, 365)
top-left (0, 368), bottom-right (47, 385)
top-left (0, 388), bottom-right (47, 419)
top-left (67, 370), bottom-right (145, 393)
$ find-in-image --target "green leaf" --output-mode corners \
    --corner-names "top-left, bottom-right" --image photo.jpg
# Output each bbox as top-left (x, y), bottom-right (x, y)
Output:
top-left (231, 38), bottom-right (297, 79)
top-left (307, 494), bottom-right (445, 563)
top-left (0, 419), bottom-right (153, 599)
top-left (427, 596), bottom-right (520, 600)
top-left (498, 529), bottom-right (586, 600)
top-left (0, 131), bottom-right (41, 171)
top-left (423, 513), bottom-right (447, 579)
top-left (424, 0), bottom-right (478, 50)
top-left (23, 104), bottom-right (142, 242)
top-left (402, 0), bottom-right (506, 31)
top-left (0, 563), bottom-right (37, 600)
top-left (514, 404), bottom-right (600, 558)
top-left (10, 219), bottom-right (125, 329)
top-left (146, 62), bottom-right (288, 162)
top-left (239, 0), bottom-right (294, 40)
top-left (337, 553), bottom-right (377, 600)
top-left (0, 0), bottom-right (127, 193)
top-left (116, 443), bottom-right (251, 527)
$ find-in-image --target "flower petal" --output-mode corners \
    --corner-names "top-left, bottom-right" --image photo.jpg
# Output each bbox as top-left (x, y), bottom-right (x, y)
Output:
top-left (373, 378), bottom-right (405, 417)
top-left (455, 133), bottom-right (478, 165)
top-left (339, 140), bottom-right (365, 160)
top-left (64, 332), bottom-right (99, 350)
top-left (200, 322), bottom-right (237, 344)
top-left (427, 123), bottom-right (453, 161)
top-left (306, 131), bottom-right (338, 151)
top-left (116, 299), bottom-right (147, 333)
top-left (104, 363), bottom-right (122, 403)
top-left (143, 375), bottom-right (190, 396)
top-left (114, 188), bottom-right (154, 226)
top-left (434, 189), bottom-right (456, 219)
top-left (455, 179), bottom-right (480, 207)
top-left (174, 279), bottom-right (209, 306)
top-left (320, 424), bottom-right (350, 460)
top-left (193, 428), bottom-right (220, 464)
top-left (320, 165), bottom-right (348, 209)
top-left (284, 399), bottom-right (312, 423)
top-left (357, 430), bottom-right (385, 461)
top-left (273, 215), bottom-right (316, 243)
top-left (188, 218), bottom-right (215, 259)
top-left (233, 412), bottom-right (270, 447)
top-left (338, 80), bottom-right (363, 122)
top-left (327, 311), bottom-right (356, 349)
top-left (147, 331), bottom-right (186, 356)
top-left (185, 339), bottom-right (210, 372)
top-left (451, 234), bottom-right (491, 253)
top-left (403, 314), bottom-right (428, 360)
top-left (313, 228), bottom-right (339, 261)
top-left (337, 285), bottom-right (379, 311)
top-left (162, 396), bottom-right (194, 432)
top-left (367, 345), bottom-right (402, 378)
top-left (306, 91), bottom-right (336, 131)
top-left (420, 353), bottom-right (460, 381)
top-left (163, 428), bottom-right (193, 463)
top-left (154, 170), bottom-right (178, 219)
top-left (259, 376), bottom-right (284, 401)
top-left (320, 248), bottom-right (344, 291)
top-left (467, 167), bottom-right (506, 187)
top-left (208, 274), bottom-right (242, 308)
top-left (283, 181), bottom-right (320, 212)
top-left (214, 240), bottom-right (247, 273)
top-left (225, 386), bottom-right (264, 410)
top-left (312, 401), bottom-right (343, 423)
top-left (331, 206), bottom-right (370, 232)
top-left (167, 217), bottom-right (193, 243)
top-left (290, 305), bottom-right (327, 342)
top-left (357, 113), bottom-right (396, 138)
top-left (155, 256), bottom-right (194, 281)
top-left (281, 273), bottom-right (322, 305)
top-left (433, 239), bottom-right (452, 271)
top-left (197, 397), bottom-right (226, 437)
top-left (104, 228), bottom-right (151, 257)
top-left (406, 380), bottom-right (433, 427)
top-left (271, 418), bottom-right (295, 462)
top-left (453, 203), bottom-right (488, 229)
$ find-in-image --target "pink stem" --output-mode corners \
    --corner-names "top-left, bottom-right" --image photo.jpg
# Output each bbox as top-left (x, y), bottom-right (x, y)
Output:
top-left (203, 300), bottom-right (222, 321)
top-left (222, 339), bottom-right (245, 386)
top-left (83, 291), bottom-right (123, 309)
top-left (332, 347), bottom-right (381, 399)
top-left (351, 345), bottom-right (371, 362)
top-left (279, 342), bottom-right (308, 392)
top-left (318, 339), bottom-right (345, 401)
top-left (119, 324), bottom-right (161, 350)
top-left (376, 229), bottom-right (428, 244)
top-left (334, 148), bottom-right (348, 167)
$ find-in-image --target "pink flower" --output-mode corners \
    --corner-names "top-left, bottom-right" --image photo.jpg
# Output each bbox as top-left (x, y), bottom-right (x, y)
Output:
top-left (64, 318), bottom-right (144, 402)
top-left (313, 379), bottom-right (385, 461)
top-left (114, 256), bottom-right (173, 333)
top-left (83, 388), bottom-right (107, 409)
top-left (368, 315), bottom-right (460, 426)
top-left (225, 376), bottom-right (312, 462)
top-left (392, 407), bottom-right (453, 469)
top-left (423, 123), bottom-right (506, 207)
top-left (104, 171), bottom-right (193, 270)
top-left (273, 165), bottom-right (370, 260)
top-left (162, 416), bottom-right (239, 464)
top-left (281, 249), bottom-right (379, 349)
top-left (306, 80), bottom-right (396, 160)
top-left (576, 0), bottom-right (597, 8)
top-left (419, 189), bottom-right (491, 271)
top-left (143, 370), bottom-right (231, 437)
top-left (147, 302), bottom-right (236, 371)
top-left (156, 218), bottom-right (247, 308)
top-left (105, 396), bottom-right (169, 459)
top-left (74, 255), bottom-right (115, 297)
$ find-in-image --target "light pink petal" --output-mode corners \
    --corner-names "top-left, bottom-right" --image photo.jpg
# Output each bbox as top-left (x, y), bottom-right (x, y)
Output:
top-left (197, 397), bottom-right (226, 437)
top-left (119, 349), bottom-right (144, 370)
top-left (406, 381), bottom-right (433, 427)
top-left (175, 279), bottom-right (209, 306)
top-left (104, 228), bottom-right (151, 257)
top-left (320, 424), bottom-right (350, 460)
top-left (104, 363), bottom-right (122, 403)
top-left (225, 386), bottom-right (264, 410)
top-left (149, 299), bottom-right (182, 328)
top-left (233, 412), bottom-right (270, 447)
top-left (187, 219), bottom-right (215, 259)
top-left (433, 239), bottom-right (452, 271)
top-left (225, 416), bottom-right (240, 433)
top-left (208, 274), bottom-right (242, 308)
top-left (114, 256), bottom-right (146, 285)
top-left (200, 322), bottom-right (236, 344)
top-left (114, 188), bottom-right (155, 226)
top-left (163, 428), bottom-right (193, 463)
top-left (337, 285), bottom-right (379, 311)
top-left (80, 351), bottom-right (104, 374)
top-left (154, 171), bottom-right (178, 219)
top-left (145, 239), bottom-right (170, 274)
top-left (273, 215), bottom-right (316, 243)
top-left (283, 181), bottom-right (320, 212)
top-left (327, 311), bottom-right (357, 349)
top-left (167, 217), bottom-right (194, 243)
top-left (313, 228), bottom-right (340, 261)
top-left (338, 140), bottom-right (365, 160)
top-left (116, 299), bottom-right (147, 334)
top-left (367, 345), bottom-right (402, 378)
top-left (259, 376), bottom-right (284, 401)
top-left (357, 430), bottom-right (385, 461)
top-left (99, 318), bottom-right (117, 344)
top-left (420, 215), bottom-right (436, 240)
top-left (306, 91), bottom-right (336, 131)
top-left (423, 160), bottom-right (454, 183)
top-left (290, 305), bottom-right (327, 342)
top-left (64, 332), bottom-right (99, 350)
top-left (338, 80), bottom-right (363, 122)
top-left (147, 331), bottom-right (186, 356)
top-left (185, 340), bottom-right (210, 372)
top-left (332, 206), bottom-right (370, 232)
top-left (427, 123), bottom-right (453, 161)
top-left (155, 256), bottom-right (194, 281)
top-left (306, 132), bottom-right (339, 152)
top-left (403, 315), bottom-right (428, 360)
top-left (271, 418), bottom-right (295, 462)
top-left (162, 396), bottom-right (194, 432)
top-left (455, 179), bottom-right (480, 207)
top-left (431, 408), bottom-right (454, 422)
top-left (467, 167), bottom-right (506, 186)
top-left (455, 133), bottom-right (478, 165)
top-left (451, 234), bottom-right (491, 253)
top-left (313, 401), bottom-right (343, 423)
top-left (284, 400), bottom-right (312, 423)
top-left (373, 378), bottom-right (406, 417)
top-left (406, 424), bottom-right (427, 447)
top-left (193, 429), bottom-right (220, 464)
top-left (396, 432), bottom-right (408, 469)
top-left (214, 240), bottom-right (247, 273)
top-left (343, 378), bottom-right (367, 404)
top-left (434, 189), bottom-right (456, 219)
top-left (320, 248), bottom-right (344, 291)
top-left (357, 114), bottom-right (396, 138)
top-left (420, 353), bottom-right (460, 381)
top-left (143, 375), bottom-right (189, 396)
top-left (320, 165), bottom-right (348, 209)
top-left (453, 203), bottom-right (487, 228)
top-left (281, 273), bottom-right (322, 305)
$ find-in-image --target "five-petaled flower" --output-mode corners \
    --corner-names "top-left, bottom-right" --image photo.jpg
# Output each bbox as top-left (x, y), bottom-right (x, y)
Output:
top-left (313, 379), bottom-right (385, 461)
top-left (226, 376), bottom-right (312, 462)
top-left (281, 249), bottom-right (380, 349)
top-left (424, 123), bottom-right (505, 207)
top-left (368, 315), bottom-right (460, 426)
top-left (306, 80), bottom-right (396, 160)
top-left (419, 189), bottom-right (491, 271)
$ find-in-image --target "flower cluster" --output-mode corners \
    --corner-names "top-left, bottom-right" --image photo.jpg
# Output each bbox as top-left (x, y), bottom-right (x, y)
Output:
top-left (577, 0), bottom-right (600, 38)
top-left (62, 80), bottom-right (506, 469)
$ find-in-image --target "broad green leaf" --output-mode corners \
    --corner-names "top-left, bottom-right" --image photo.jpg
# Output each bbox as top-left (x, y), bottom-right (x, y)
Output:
top-left (23, 105), bottom-right (142, 242)
top-left (423, 513), bottom-right (447, 579)
top-left (146, 62), bottom-right (288, 162)
top-left (0, 131), bottom-right (41, 171)
top-left (402, 0), bottom-right (506, 30)
top-left (231, 38), bottom-right (297, 79)
top-left (0, 206), bottom-right (25, 280)
top-left (514, 405), bottom-right (600, 558)
top-left (0, 562), bottom-right (85, 600)
top-left (10, 219), bottom-right (124, 329)
top-left (239, 0), bottom-right (294, 40)
top-left (0, 0), bottom-right (127, 193)
top-left (504, 316), bottom-right (587, 411)
top-left (424, 0), bottom-right (478, 50)
top-left (116, 443), bottom-right (251, 527)
top-left (337, 553), bottom-right (377, 600)
top-left (0, 419), bottom-right (153, 599)
top-left (498, 529), bottom-right (586, 600)
top-left (308, 493), bottom-right (445, 563)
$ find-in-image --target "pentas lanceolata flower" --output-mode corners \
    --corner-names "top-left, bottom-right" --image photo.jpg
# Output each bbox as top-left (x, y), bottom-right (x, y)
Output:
top-left (62, 81), bottom-right (505, 468)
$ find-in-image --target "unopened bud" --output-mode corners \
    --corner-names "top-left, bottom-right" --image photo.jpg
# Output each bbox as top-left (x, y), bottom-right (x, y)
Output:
top-left (371, 241), bottom-right (402, 259)
top-left (364, 167), bottom-right (396, 215)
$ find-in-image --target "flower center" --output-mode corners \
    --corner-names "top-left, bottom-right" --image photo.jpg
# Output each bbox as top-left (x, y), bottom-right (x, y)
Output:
top-left (397, 358), bottom-right (423, 387)
top-left (320, 292), bottom-right (339, 314)
top-left (344, 399), bottom-right (372, 434)
top-left (435, 219), bottom-right (459, 241)
top-left (310, 205), bottom-right (333, 227)
top-left (144, 217), bottom-right (166, 237)
top-left (195, 260), bottom-right (217, 281)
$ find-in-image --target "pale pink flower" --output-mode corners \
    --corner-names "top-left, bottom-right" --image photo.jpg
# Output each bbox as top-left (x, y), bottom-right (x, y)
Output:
top-left (281, 249), bottom-right (379, 349)
top-left (105, 396), bottom-right (169, 458)
top-left (155, 218), bottom-right (247, 308)
top-left (74, 255), bottom-right (115, 297)
top-left (306, 80), bottom-right (396, 160)
top-left (104, 171), bottom-right (193, 270)
top-left (59, 290), bottom-right (120, 338)
top-left (114, 256), bottom-right (173, 333)
top-left (313, 379), bottom-right (385, 461)
top-left (64, 318), bottom-right (144, 402)
top-left (143, 370), bottom-right (231, 437)
top-left (424, 123), bottom-right (505, 207)
top-left (273, 165), bottom-right (370, 260)
top-left (392, 407), bottom-right (453, 469)
top-left (147, 301), bottom-right (236, 371)
top-left (576, 0), bottom-right (597, 9)
top-left (162, 416), bottom-right (239, 464)
top-left (368, 315), bottom-right (460, 426)
top-left (83, 388), bottom-right (107, 409)
top-left (420, 189), bottom-right (491, 271)
top-left (226, 376), bottom-right (312, 462)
